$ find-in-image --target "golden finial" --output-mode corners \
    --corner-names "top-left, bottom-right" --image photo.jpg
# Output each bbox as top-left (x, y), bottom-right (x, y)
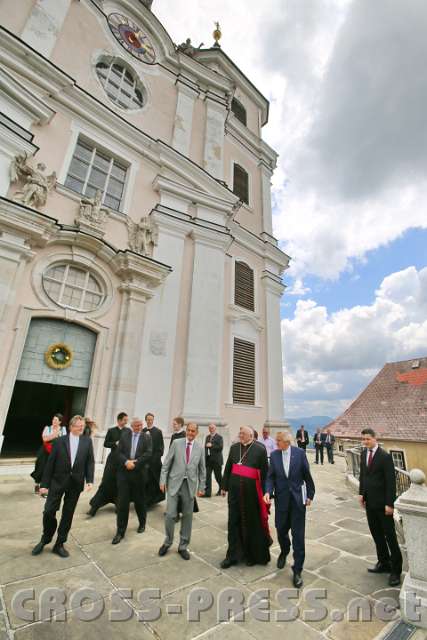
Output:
top-left (213, 21), bottom-right (222, 48)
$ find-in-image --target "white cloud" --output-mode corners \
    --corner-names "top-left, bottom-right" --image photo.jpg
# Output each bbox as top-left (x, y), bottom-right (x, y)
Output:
top-left (282, 266), bottom-right (427, 416)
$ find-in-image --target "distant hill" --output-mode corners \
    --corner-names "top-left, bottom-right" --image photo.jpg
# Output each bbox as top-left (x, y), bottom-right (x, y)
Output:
top-left (286, 416), bottom-right (333, 445)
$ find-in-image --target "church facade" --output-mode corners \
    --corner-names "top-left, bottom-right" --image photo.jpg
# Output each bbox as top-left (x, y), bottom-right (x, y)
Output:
top-left (0, 0), bottom-right (289, 459)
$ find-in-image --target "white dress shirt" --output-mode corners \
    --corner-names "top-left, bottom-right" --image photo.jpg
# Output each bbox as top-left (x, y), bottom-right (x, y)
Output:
top-left (69, 433), bottom-right (80, 467)
top-left (282, 447), bottom-right (291, 477)
top-left (130, 431), bottom-right (141, 459)
top-left (262, 436), bottom-right (276, 458)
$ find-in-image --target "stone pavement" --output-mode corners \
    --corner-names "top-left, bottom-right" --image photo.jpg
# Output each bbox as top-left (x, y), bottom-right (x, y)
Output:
top-left (0, 454), bottom-right (412, 640)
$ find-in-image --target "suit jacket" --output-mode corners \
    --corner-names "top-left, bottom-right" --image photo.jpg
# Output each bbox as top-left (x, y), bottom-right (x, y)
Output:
top-left (143, 426), bottom-right (164, 460)
top-left (205, 433), bottom-right (223, 465)
top-left (117, 429), bottom-right (152, 475)
top-left (324, 433), bottom-right (335, 447)
top-left (359, 446), bottom-right (397, 509)
top-left (296, 429), bottom-right (309, 446)
top-left (266, 446), bottom-right (315, 515)
top-left (160, 438), bottom-right (206, 497)
top-left (41, 434), bottom-right (94, 492)
top-left (170, 431), bottom-right (185, 446)
top-left (313, 432), bottom-right (323, 445)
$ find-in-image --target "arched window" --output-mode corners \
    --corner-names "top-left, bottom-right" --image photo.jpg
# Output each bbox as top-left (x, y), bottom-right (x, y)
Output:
top-left (96, 59), bottom-right (144, 110)
top-left (43, 264), bottom-right (105, 312)
top-left (231, 98), bottom-right (247, 126)
top-left (234, 261), bottom-right (255, 311)
top-left (233, 164), bottom-right (249, 205)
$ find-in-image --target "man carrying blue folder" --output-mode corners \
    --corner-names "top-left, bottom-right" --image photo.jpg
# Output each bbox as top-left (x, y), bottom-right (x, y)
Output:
top-left (264, 431), bottom-right (315, 588)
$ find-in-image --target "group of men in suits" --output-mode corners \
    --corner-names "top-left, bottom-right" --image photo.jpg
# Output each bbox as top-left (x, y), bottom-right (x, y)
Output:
top-left (296, 425), bottom-right (335, 464)
top-left (30, 414), bottom-right (402, 589)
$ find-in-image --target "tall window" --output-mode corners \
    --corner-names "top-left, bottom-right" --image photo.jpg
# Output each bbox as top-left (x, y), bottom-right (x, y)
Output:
top-left (96, 60), bottom-right (144, 110)
top-left (231, 98), bottom-right (247, 126)
top-left (65, 137), bottom-right (127, 211)
top-left (234, 261), bottom-right (255, 311)
top-left (233, 337), bottom-right (255, 405)
top-left (233, 164), bottom-right (249, 205)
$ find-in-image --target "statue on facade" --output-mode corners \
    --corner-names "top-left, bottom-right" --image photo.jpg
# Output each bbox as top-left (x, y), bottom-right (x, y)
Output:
top-left (126, 215), bottom-right (159, 257)
top-left (77, 190), bottom-right (109, 230)
top-left (10, 154), bottom-right (56, 209)
top-left (177, 38), bottom-right (204, 57)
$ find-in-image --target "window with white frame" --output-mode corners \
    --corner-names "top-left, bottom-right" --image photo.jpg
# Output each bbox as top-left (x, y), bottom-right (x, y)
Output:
top-left (96, 59), bottom-right (145, 110)
top-left (390, 450), bottom-right (406, 470)
top-left (65, 137), bottom-right (127, 211)
top-left (43, 263), bottom-right (105, 312)
top-left (232, 337), bottom-right (256, 405)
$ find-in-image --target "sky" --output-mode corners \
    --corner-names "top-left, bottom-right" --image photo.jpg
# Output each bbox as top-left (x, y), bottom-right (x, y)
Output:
top-left (155, 0), bottom-right (427, 419)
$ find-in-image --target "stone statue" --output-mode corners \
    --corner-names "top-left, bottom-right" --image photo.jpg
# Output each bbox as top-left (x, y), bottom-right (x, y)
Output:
top-left (10, 154), bottom-right (56, 209)
top-left (126, 216), bottom-right (159, 257)
top-left (177, 38), bottom-right (204, 57)
top-left (77, 190), bottom-right (109, 228)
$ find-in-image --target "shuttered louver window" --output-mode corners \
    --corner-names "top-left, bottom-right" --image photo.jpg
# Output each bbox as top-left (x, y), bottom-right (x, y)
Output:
top-left (231, 98), bottom-right (247, 126)
top-left (234, 261), bottom-right (255, 311)
top-left (233, 164), bottom-right (249, 205)
top-left (233, 338), bottom-right (256, 405)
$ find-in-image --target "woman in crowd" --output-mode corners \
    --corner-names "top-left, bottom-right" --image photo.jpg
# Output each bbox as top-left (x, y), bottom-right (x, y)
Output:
top-left (30, 413), bottom-right (67, 494)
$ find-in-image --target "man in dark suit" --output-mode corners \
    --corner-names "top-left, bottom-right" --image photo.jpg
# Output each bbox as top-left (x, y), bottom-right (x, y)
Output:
top-left (324, 428), bottom-right (335, 463)
top-left (296, 426), bottom-right (309, 450)
top-left (313, 428), bottom-right (324, 464)
top-left (32, 415), bottom-right (94, 558)
top-left (112, 417), bottom-right (152, 544)
top-left (203, 423), bottom-right (223, 497)
top-left (143, 412), bottom-right (165, 506)
top-left (264, 431), bottom-right (315, 588)
top-left (170, 416), bottom-right (185, 446)
top-left (87, 411), bottom-right (129, 517)
top-left (358, 428), bottom-right (402, 587)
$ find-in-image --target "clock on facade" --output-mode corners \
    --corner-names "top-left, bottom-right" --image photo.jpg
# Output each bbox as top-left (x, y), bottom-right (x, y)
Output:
top-left (107, 13), bottom-right (156, 64)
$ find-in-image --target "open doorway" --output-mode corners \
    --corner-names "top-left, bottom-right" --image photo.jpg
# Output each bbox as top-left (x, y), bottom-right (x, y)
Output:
top-left (1, 381), bottom-right (88, 457)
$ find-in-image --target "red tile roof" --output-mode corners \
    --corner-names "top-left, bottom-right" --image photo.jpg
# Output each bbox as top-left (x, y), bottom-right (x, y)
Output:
top-left (328, 357), bottom-right (427, 442)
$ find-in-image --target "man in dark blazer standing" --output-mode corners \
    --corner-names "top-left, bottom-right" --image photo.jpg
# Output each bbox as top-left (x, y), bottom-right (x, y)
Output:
top-left (359, 428), bottom-right (402, 587)
top-left (144, 412), bottom-right (165, 506)
top-left (32, 415), bottom-right (94, 558)
top-left (324, 428), bottom-right (335, 464)
top-left (296, 426), bottom-right (309, 450)
top-left (87, 411), bottom-right (129, 517)
top-left (313, 428), bottom-right (324, 464)
top-left (112, 417), bottom-right (152, 544)
top-left (264, 431), bottom-right (315, 588)
top-left (203, 423), bottom-right (223, 497)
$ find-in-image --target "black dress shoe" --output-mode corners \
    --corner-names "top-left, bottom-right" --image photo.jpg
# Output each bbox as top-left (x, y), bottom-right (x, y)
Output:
top-left (368, 562), bottom-right (391, 574)
top-left (277, 552), bottom-right (287, 569)
top-left (220, 558), bottom-right (237, 569)
top-left (86, 507), bottom-right (97, 517)
top-left (158, 544), bottom-right (169, 556)
top-left (178, 549), bottom-right (190, 560)
top-left (137, 525), bottom-right (145, 533)
top-left (112, 533), bottom-right (124, 545)
top-left (52, 543), bottom-right (69, 558)
top-left (293, 572), bottom-right (303, 588)
top-left (31, 541), bottom-right (45, 556)
top-left (389, 574), bottom-right (401, 587)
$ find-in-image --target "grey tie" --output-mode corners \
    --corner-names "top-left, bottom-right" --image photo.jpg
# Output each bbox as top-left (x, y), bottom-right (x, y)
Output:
top-left (131, 433), bottom-right (139, 458)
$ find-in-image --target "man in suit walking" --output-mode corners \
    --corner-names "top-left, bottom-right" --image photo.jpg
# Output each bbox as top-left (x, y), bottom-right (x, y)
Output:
top-left (112, 417), bottom-right (152, 544)
top-left (358, 428), bottom-right (402, 587)
top-left (203, 423), bottom-right (223, 497)
top-left (313, 428), bottom-right (324, 465)
top-left (296, 425), bottom-right (309, 450)
top-left (87, 411), bottom-right (129, 517)
top-left (324, 428), bottom-right (335, 464)
top-left (32, 415), bottom-right (94, 558)
top-left (264, 431), bottom-right (315, 588)
top-left (158, 423), bottom-right (205, 559)
top-left (144, 412), bottom-right (165, 506)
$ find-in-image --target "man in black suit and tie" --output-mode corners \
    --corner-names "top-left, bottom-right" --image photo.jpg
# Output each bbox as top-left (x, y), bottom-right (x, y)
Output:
top-left (112, 417), bottom-right (152, 544)
top-left (324, 428), bottom-right (335, 464)
top-left (296, 426), bottom-right (309, 450)
top-left (87, 411), bottom-right (129, 517)
top-left (32, 415), bottom-right (94, 558)
top-left (143, 412), bottom-right (165, 506)
top-left (203, 423), bottom-right (223, 497)
top-left (313, 428), bottom-right (324, 464)
top-left (358, 428), bottom-right (402, 587)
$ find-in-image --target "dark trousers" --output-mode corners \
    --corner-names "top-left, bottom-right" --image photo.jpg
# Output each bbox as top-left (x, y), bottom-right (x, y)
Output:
top-left (42, 481), bottom-right (81, 544)
top-left (297, 443), bottom-right (307, 450)
top-left (90, 467), bottom-right (117, 511)
top-left (325, 444), bottom-right (334, 463)
top-left (277, 499), bottom-right (306, 573)
top-left (315, 444), bottom-right (324, 464)
top-left (205, 459), bottom-right (222, 496)
top-left (116, 471), bottom-right (146, 535)
top-left (366, 507), bottom-right (402, 574)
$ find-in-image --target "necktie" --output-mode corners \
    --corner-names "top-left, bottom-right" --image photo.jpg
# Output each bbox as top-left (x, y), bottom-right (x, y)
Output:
top-left (368, 449), bottom-right (373, 467)
top-left (131, 433), bottom-right (138, 458)
top-left (186, 442), bottom-right (191, 464)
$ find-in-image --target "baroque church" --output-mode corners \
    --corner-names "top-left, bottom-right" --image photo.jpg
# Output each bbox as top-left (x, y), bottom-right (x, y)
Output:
top-left (0, 0), bottom-right (289, 460)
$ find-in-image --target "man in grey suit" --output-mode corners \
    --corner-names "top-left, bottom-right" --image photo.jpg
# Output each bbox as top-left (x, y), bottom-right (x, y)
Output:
top-left (158, 422), bottom-right (205, 560)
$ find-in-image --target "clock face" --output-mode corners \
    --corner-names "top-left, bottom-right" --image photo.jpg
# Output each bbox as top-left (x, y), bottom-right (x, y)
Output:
top-left (107, 13), bottom-right (156, 64)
